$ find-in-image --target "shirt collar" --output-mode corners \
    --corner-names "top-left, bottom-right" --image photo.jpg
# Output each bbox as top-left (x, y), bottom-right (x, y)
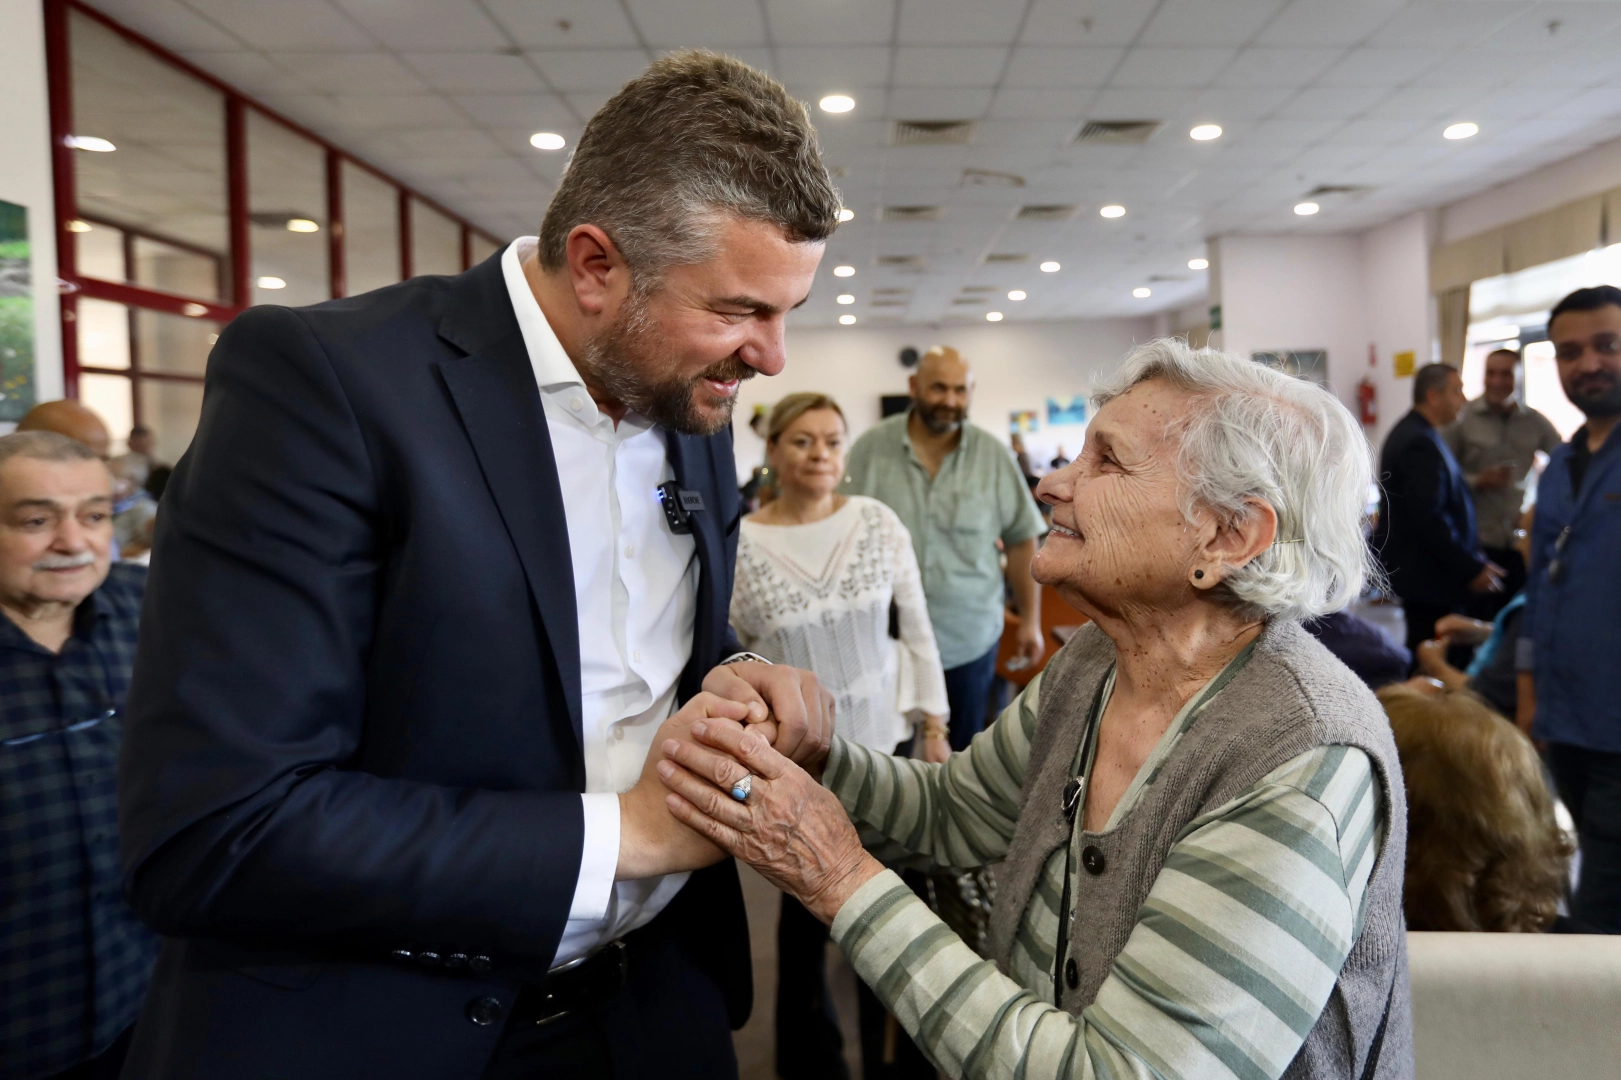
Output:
top-left (501, 237), bottom-right (587, 393)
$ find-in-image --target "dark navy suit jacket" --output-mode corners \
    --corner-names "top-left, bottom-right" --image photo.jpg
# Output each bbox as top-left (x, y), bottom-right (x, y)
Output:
top-left (1374, 409), bottom-right (1485, 606)
top-left (116, 253), bottom-right (750, 1079)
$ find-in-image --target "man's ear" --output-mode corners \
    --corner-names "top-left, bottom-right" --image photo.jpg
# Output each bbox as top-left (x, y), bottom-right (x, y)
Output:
top-left (564, 224), bottom-right (629, 318)
top-left (907, 372), bottom-right (918, 398)
top-left (1198, 498), bottom-right (1278, 587)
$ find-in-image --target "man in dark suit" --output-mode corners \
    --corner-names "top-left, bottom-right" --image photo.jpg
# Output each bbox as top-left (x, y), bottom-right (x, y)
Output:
top-left (117, 52), bottom-right (841, 1080)
top-left (1376, 362), bottom-right (1504, 654)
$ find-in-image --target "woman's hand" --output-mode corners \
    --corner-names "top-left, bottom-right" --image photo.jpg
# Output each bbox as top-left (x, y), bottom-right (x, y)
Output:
top-left (920, 714), bottom-right (952, 764)
top-left (656, 720), bottom-right (883, 924)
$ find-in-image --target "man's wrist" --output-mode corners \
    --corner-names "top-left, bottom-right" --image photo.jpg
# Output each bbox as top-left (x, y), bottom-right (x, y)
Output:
top-left (804, 852), bottom-right (885, 925)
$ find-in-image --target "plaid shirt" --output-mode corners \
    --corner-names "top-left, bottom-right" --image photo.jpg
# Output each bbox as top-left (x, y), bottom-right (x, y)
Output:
top-left (0, 564), bottom-right (155, 1080)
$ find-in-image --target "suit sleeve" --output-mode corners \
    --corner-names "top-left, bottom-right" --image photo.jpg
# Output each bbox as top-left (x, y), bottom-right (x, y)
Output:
top-left (1395, 436), bottom-right (1485, 585)
top-left (118, 306), bottom-right (583, 966)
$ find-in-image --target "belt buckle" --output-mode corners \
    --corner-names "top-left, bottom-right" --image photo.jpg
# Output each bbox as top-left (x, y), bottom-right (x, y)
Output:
top-left (533, 939), bottom-right (628, 1027)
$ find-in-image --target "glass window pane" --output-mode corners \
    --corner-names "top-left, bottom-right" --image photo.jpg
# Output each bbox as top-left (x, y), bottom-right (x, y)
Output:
top-left (248, 110), bottom-right (329, 306)
top-left (78, 298), bottom-right (131, 371)
top-left (469, 232), bottom-right (502, 267)
top-left (411, 199), bottom-right (462, 277)
top-left (135, 308), bottom-right (218, 377)
top-left (132, 235), bottom-right (224, 299)
top-left (342, 162), bottom-right (400, 296)
top-left (139, 378), bottom-right (205, 465)
top-left (80, 372), bottom-right (134, 446)
top-left (70, 10), bottom-right (228, 302)
top-left (74, 219), bottom-right (126, 281)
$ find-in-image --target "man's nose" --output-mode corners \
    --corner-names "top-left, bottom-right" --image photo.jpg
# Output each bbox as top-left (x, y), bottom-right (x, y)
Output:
top-left (740, 316), bottom-right (787, 378)
top-left (54, 518), bottom-right (89, 551)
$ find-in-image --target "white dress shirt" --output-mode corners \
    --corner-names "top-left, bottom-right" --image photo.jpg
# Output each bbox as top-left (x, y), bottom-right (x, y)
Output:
top-left (501, 238), bottom-right (699, 968)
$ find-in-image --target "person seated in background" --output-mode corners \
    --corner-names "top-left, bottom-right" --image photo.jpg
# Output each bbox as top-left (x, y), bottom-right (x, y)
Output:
top-left (660, 340), bottom-right (1412, 1080)
top-left (1378, 684), bottom-right (1571, 933)
top-left (109, 422), bottom-right (159, 489)
top-left (0, 432), bottom-right (154, 1080)
top-left (730, 392), bottom-right (949, 1080)
top-left (1305, 607), bottom-right (1412, 690)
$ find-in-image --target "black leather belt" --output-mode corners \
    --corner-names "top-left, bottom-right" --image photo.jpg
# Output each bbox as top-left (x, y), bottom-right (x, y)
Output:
top-left (509, 940), bottom-right (630, 1027)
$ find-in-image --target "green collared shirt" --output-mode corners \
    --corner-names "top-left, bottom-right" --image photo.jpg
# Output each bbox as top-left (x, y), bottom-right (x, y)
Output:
top-left (845, 411), bottom-right (1045, 668)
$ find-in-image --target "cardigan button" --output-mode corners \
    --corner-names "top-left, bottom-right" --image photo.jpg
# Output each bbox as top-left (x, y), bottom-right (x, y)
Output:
top-left (469, 954), bottom-right (493, 973)
top-left (1081, 844), bottom-right (1106, 875)
top-left (466, 996), bottom-right (503, 1026)
top-left (1064, 957), bottom-right (1079, 990)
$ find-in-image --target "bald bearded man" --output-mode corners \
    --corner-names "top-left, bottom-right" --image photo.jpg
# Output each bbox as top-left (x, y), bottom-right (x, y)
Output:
top-left (18, 400), bottom-right (112, 460)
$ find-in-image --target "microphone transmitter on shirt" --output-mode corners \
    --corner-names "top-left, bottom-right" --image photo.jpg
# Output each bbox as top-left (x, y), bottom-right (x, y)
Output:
top-left (657, 481), bottom-right (704, 535)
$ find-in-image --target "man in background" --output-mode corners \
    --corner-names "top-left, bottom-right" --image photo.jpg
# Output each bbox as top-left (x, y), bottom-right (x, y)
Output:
top-left (846, 345), bottom-right (1044, 751)
top-left (1523, 284), bottom-right (1621, 933)
top-left (1446, 347), bottom-right (1560, 613)
top-left (110, 423), bottom-right (158, 490)
top-left (1375, 362), bottom-right (1503, 655)
top-left (0, 432), bottom-right (153, 1080)
top-left (17, 399), bottom-right (110, 460)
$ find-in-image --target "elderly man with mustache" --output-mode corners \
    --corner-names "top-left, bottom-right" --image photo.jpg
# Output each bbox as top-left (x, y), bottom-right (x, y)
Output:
top-left (0, 430), bottom-right (154, 1080)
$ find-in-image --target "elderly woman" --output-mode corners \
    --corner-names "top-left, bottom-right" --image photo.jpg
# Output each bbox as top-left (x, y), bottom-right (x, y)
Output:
top-left (658, 340), bottom-right (1412, 1080)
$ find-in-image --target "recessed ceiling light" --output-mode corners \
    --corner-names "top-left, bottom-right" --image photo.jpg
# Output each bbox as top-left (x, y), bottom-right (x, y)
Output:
top-left (833, 264), bottom-right (855, 277)
top-left (67, 219), bottom-right (92, 233)
top-left (1189, 124), bottom-right (1223, 141)
top-left (257, 276), bottom-right (287, 290)
top-left (985, 311), bottom-right (1004, 322)
top-left (65, 135), bottom-right (115, 152)
top-left (839, 313), bottom-right (857, 325)
top-left (819, 94), bottom-right (855, 114)
top-left (1039, 260), bottom-right (1061, 273)
top-left (1294, 201), bottom-right (1320, 216)
top-left (1099, 204), bottom-right (1126, 219)
top-left (1443, 122), bottom-right (1478, 140)
top-left (836, 294), bottom-right (855, 305)
top-left (1133, 287), bottom-right (1152, 299)
top-left (285, 218), bottom-right (320, 233)
top-left (530, 132), bottom-right (566, 150)
top-left (1007, 289), bottom-right (1027, 301)
top-left (837, 207), bottom-right (855, 222)
top-left (182, 303), bottom-right (209, 317)
top-left (1188, 257), bottom-right (1209, 270)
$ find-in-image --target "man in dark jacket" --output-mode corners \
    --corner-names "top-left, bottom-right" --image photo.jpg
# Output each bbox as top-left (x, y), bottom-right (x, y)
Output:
top-left (117, 52), bottom-right (839, 1080)
top-left (1375, 362), bottom-right (1504, 654)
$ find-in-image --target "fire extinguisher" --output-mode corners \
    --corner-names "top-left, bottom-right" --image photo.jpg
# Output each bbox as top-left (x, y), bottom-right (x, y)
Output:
top-left (1357, 376), bottom-right (1378, 427)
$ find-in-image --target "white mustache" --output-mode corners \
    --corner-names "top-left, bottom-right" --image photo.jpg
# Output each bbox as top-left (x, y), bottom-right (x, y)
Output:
top-left (34, 552), bottom-right (96, 571)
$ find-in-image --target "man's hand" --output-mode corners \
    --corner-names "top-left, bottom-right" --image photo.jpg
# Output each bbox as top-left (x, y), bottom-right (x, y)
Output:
top-left (1468, 560), bottom-right (1506, 594)
top-left (1433, 613), bottom-right (1492, 644)
top-left (1012, 619), bottom-right (1045, 669)
top-left (1475, 463), bottom-right (1515, 491)
top-left (703, 661), bottom-right (835, 775)
top-left (616, 692), bottom-right (752, 881)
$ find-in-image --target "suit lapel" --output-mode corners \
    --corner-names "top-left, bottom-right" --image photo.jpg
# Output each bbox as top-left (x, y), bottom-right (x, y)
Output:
top-left (664, 430), bottom-right (723, 701)
top-left (436, 262), bottom-right (584, 749)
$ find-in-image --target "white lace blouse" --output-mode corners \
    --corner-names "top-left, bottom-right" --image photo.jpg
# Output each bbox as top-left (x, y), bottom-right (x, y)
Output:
top-left (731, 496), bottom-right (950, 753)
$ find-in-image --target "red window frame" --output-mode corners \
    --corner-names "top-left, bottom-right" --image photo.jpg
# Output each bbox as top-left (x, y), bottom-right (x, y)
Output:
top-left (43, 0), bottom-right (503, 405)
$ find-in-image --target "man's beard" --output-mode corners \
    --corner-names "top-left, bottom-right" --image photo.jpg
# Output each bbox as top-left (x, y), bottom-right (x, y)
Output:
top-left (915, 400), bottom-right (966, 434)
top-left (1566, 369), bottom-right (1621, 420)
top-left (577, 291), bottom-right (754, 436)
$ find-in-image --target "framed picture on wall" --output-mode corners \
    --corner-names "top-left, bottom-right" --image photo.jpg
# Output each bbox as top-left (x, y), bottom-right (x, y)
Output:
top-left (0, 200), bottom-right (37, 423)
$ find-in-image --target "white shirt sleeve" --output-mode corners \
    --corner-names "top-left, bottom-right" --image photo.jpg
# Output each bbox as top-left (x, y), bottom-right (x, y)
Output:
top-left (884, 508), bottom-right (951, 719)
top-left (568, 793), bottom-right (622, 921)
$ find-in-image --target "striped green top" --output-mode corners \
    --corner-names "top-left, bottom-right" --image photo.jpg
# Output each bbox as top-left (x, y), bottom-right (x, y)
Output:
top-left (825, 660), bottom-right (1384, 1080)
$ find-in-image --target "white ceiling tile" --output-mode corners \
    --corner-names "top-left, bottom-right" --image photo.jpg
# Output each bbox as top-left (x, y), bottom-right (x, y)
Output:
top-left (1458, 86), bottom-right (1577, 127)
top-left (181, 0), bottom-right (376, 51)
top-left (897, 0), bottom-right (1026, 46)
top-left (273, 52), bottom-right (430, 95)
top-left (893, 46), bottom-right (1009, 87)
top-left (1557, 87), bottom-right (1621, 118)
top-left (89, 0), bottom-right (243, 50)
top-left (1513, 49), bottom-right (1621, 90)
top-left (763, 0), bottom-right (896, 46)
top-left (1212, 47), bottom-right (1344, 87)
top-left (384, 127), bottom-right (509, 158)
top-left (1086, 88), bottom-right (1197, 118)
top-left (450, 93), bottom-right (575, 127)
top-left (774, 46), bottom-right (891, 89)
top-left (1273, 85), bottom-right (1392, 121)
top-left (1365, 2), bottom-right (1530, 48)
top-left (886, 87), bottom-right (994, 120)
top-left (1360, 85), bottom-right (1478, 122)
top-left (482, 0), bottom-right (641, 48)
top-left (1480, 2), bottom-right (1621, 50)
top-left (1139, 0), bottom-right (1290, 47)
top-left (1020, 0), bottom-right (1159, 46)
top-left (1410, 50), bottom-right (1522, 91)
top-left (333, 0), bottom-right (508, 50)
top-left (1184, 85), bottom-right (1298, 121)
top-left (623, 0), bottom-right (767, 48)
top-left (1256, 0), bottom-right (1405, 47)
top-left (403, 52), bottom-right (546, 94)
top-left (1002, 47), bottom-right (1123, 89)
top-left (525, 49), bottom-right (651, 92)
top-left (1332, 117), bottom-right (1426, 146)
top-left (179, 51), bottom-right (314, 96)
top-left (1315, 49), bottom-right (1448, 88)
top-left (987, 88), bottom-right (1092, 120)
top-left (1231, 117), bottom-right (1341, 145)
top-left (281, 92), bottom-right (467, 130)
top-left (1112, 47), bottom-right (1239, 89)
top-left (564, 91), bottom-right (616, 117)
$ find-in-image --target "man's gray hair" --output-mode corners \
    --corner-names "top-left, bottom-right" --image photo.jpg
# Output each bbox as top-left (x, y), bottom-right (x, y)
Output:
top-left (0, 430), bottom-right (104, 467)
top-left (1093, 339), bottom-right (1374, 622)
top-left (539, 49), bottom-right (840, 288)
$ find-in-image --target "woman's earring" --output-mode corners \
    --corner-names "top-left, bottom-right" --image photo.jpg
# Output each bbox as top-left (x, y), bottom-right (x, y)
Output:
top-left (1193, 569), bottom-right (1205, 580)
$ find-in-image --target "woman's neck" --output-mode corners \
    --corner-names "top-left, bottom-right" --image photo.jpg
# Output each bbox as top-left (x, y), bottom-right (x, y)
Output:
top-left (1099, 602), bottom-right (1264, 708)
top-left (760, 487), bottom-right (843, 525)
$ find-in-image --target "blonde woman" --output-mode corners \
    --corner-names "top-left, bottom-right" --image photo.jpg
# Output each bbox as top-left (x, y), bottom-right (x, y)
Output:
top-left (730, 392), bottom-right (948, 1080)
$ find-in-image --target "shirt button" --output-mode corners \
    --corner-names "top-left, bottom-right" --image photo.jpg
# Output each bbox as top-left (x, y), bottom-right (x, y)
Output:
top-left (633, 650), bottom-right (642, 663)
top-left (1081, 845), bottom-right (1106, 876)
top-left (569, 396), bottom-right (584, 411)
top-left (613, 727), bottom-right (626, 742)
top-left (625, 545), bottom-right (636, 558)
top-left (1064, 957), bottom-right (1080, 990)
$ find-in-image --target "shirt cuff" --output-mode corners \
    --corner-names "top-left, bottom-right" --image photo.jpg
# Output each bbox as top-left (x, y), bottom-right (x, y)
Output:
top-left (569, 793), bottom-right (620, 921)
top-left (829, 867), bottom-right (912, 947)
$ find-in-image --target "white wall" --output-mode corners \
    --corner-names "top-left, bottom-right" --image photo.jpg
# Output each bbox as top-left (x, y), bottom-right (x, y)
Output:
top-left (1439, 134), bottom-right (1621, 245)
top-left (733, 317), bottom-right (1154, 482)
top-left (0, 0), bottom-right (62, 404)
top-left (1360, 211), bottom-right (1436, 447)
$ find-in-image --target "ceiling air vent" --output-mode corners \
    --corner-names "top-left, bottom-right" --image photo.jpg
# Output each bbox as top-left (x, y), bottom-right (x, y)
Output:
top-left (961, 168), bottom-right (1025, 188)
top-left (1016, 204), bottom-right (1076, 221)
top-left (951, 297), bottom-right (986, 306)
top-left (873, 287), bottom-right (912, 297)
top-left (871, 299), bottom-right (908, 308)
top-left (1147, 274), bottom-right (1184, 283)
top-left (882, 205), bottom-right (942, 222)
top-left (877, 254), bottom-right (926, 270)
top-left (983, 252), bottom-right (1028, 264)
top-left (891, 119), bottom-right (976, 146)
top-left (1073, 120), bottom-right (1161, 145)
top-left (1303, 184), bottom-right (1373, 199)
top-left (959, 285), bottom-right (998, 294)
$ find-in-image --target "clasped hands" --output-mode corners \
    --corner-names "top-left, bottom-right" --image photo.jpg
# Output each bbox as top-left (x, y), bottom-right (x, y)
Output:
top-left (614, 661), bottom-right (882, 924)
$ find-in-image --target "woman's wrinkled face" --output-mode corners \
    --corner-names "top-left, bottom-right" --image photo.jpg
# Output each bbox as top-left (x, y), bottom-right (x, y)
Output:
top-left (1032, 379), bottom-right (1200, 617)
top-left (767, 408), bottom-right (847, 499)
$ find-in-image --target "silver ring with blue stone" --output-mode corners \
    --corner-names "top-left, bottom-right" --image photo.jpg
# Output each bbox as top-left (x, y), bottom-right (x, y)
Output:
top-left (730, 774), bottom-right (753, 802)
